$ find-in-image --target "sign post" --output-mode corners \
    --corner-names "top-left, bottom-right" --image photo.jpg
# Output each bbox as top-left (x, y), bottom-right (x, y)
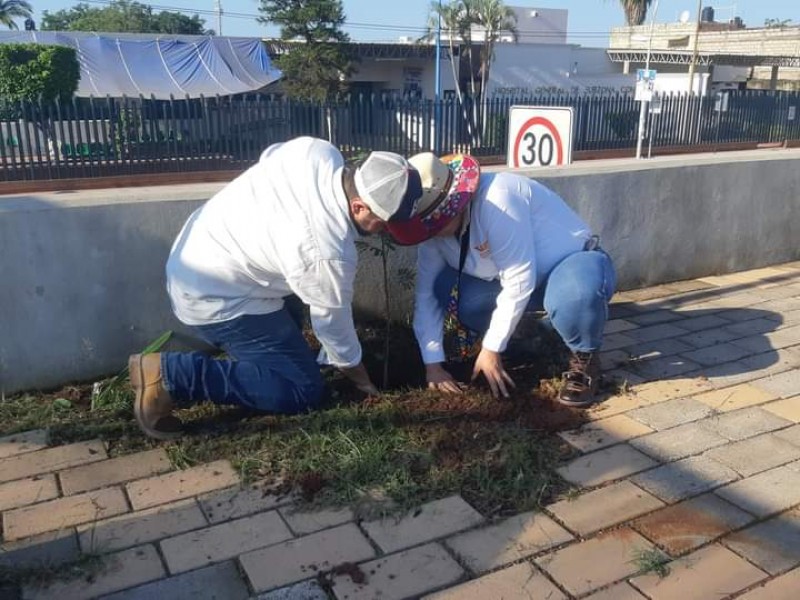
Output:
top-left (635, 68), bottom-right (657, 160)
top-left (506, 106), bottom-right (573, 169)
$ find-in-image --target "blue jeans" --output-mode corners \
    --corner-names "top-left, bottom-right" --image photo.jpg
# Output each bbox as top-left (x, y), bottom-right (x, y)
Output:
top-left (161, 296), bottom-right (324, 413)
top-left (434, 250), bottom-right (617, 353)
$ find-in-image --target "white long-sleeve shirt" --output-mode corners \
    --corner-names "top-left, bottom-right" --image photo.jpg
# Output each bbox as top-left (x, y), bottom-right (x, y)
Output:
top-left (413, 172), bottom-right (592, 364)
top-left (165, 137), bottom-right (363, 368)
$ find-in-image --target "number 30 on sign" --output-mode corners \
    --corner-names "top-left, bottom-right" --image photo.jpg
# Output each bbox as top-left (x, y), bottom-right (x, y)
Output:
top-left (506, 106), bottom-right (574, 169)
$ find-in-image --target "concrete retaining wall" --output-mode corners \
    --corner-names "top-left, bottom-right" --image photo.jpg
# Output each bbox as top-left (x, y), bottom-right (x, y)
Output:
top-left (2, 150), bottom-right (798, 393)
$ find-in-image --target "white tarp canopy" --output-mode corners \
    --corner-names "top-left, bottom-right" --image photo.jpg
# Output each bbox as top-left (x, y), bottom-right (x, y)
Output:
top-left (0, 31), bottom-right (282, 99)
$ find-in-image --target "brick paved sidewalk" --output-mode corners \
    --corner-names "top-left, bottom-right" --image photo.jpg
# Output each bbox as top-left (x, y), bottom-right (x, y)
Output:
top-left (2, 262), bottom-right (799, 599)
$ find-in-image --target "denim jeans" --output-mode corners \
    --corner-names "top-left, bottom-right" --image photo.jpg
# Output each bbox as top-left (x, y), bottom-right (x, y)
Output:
top-left (161, 296), bottom-right (324, 413)
top-left (433, 250), bottom-right (617, 354)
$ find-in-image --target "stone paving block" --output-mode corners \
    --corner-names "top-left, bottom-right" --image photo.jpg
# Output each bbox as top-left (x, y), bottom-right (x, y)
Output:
top-left (704, 433), bottom-right (800, 476)
top-left (751, 369), bottom-right (800, 399)
top-left (672, 314), bottom-right (733, 333)
top-left (556, 444), bottom-right (658, 487)
top-left (331, 543), bottom-right (464, 600)
top-left (583, 582), bottom-right (649, 600)
top-left (0, 430), bottom-right (48, 459)
top-left (535, 528), bottom-right (657, 597)
top-left (605, 319), bottom-right (638, 334)
top-left (99, 560), bottom-right (250, 600)
top-left (632, 493), bottom-right (753, 556)
top-left (547, 481), bottom-right (664, 536)
top-left (0, 529), bottom-right (81, 569)
top-left (629, 422), bottom-right (729, 461)
top-left (256, 581), bottom-right (328, 600)
top-left (22, 544), bottom-right (166, 600)
top-left (632, 377), bottom-right (714, 403)
top-left (723, 508), bottom-right (800, 575)
top-left (0, 439), bottom-right (106, 484)
top-left (126, 460), bottom-right (239, 510)
top-left (676, 328), bottom-right (740, 349)
top-left (723, 318), bottom-right (781, 337)
top-left (0, 474), bottom-right (58, 511)
top-left (737, 567), bottom-right (800, 600)
top-left (160, 508), bottom-right (292, 574)
top-left (715, 465), bottom-right (800, 517)
top-left (629, 544), bottom-right (767, 600)
top-left (587, 392), bottom-right (655, 420)
top-left (602, 333), bottom-right (640, 351)
top-left (628, 310), bottom-right (685, 326)
top-left (362, 495), bottom-right (483, 553)
top-left (625, 339), bottom-right (696, 361)
top-left (741, 347), bottom-right (800, 377)
top-left (628, 397), bottom-right (714, 430)
top-left (198, 481), bottom-right (294, 524)
top-left (630, 356), bottom-right (702, 380)
top-left (631, 455), bottom-right (739, 503)
top-left (693, 384), bottom-right (778, 412)
top-left (240, 523), bottom-right (376, 593)
top-left (729, 335), bottom-right (783, 354)
top-left (444, 510), bottom-right (573, 573)
top-left (422, 562), bottom-right (566, 600)
top-left (77, 498), bottom-right (208, 553)
top-left (624, 323), bottom-right (688, 342)
top-left (279, 506), bottom-right (354, 536)
top-left (762, 397), bottom-right (800, 422)
top-left (558, 415), bottom-right (653, 452)
top-left (680, 343), bottom-right (754, 367)
top-left (700, 361), bottom-right (769, 388)
top-left (699, 407), bottom-right (793, 441)
top-left (60, 449), bottom-right (171, 496)
top-left (773, 423), bottom-right (800, 446)
top-left (4, 486), bottom-right (129, 541)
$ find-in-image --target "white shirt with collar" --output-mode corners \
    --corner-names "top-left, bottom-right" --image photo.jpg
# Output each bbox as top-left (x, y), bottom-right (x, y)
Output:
top-left (166, 136), bottom-right (362, 368)
top-left (413, 172), bottom-right (592, 364)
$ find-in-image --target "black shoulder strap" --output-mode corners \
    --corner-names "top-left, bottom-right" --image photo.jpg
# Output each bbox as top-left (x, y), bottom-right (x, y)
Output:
top-left (457, 223), bottom-right (471, 287)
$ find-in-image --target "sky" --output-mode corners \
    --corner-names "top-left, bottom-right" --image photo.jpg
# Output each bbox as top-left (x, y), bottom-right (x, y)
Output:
top-left (24, 0), bottom-right (798, 45)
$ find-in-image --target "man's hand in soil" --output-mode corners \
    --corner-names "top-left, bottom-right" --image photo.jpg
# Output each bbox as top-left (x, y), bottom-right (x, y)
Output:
top-left (471, 348), bottom-right (516, 399)
top-left (425, 363), bottom-right (466, 394)
top-left (340, 363), bottom-right (379, 395)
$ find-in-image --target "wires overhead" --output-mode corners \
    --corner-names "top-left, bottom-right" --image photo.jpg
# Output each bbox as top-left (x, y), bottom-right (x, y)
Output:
top-left (61, 0), bottom-right (710, 42)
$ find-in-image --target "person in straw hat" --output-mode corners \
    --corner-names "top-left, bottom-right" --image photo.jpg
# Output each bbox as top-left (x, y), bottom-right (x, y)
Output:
top-left (385, 153), bottom-right (616, 407)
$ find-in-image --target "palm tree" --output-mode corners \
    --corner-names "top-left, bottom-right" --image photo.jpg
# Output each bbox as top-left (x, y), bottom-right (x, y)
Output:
top-left (425, 0), bottom-right (478, 142)
top-left (617, 0), bottom-right (654, 26)
top-left (474, 0), bottom-right (517, 137)
top-left (0, 0), bottom-right (33, 30)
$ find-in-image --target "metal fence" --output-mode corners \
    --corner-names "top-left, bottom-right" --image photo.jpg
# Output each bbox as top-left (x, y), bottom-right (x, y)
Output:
top-left (2, 90), bottom-right (800, 182)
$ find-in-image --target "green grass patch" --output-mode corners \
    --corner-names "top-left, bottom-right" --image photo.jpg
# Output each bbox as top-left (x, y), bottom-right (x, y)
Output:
top-left (0, 325), bottom-right (582, 517)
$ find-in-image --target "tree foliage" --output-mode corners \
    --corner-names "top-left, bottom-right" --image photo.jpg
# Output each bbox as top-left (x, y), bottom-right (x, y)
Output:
top-left (425, 0), bottom-right (517, 141)
top-left (616, 0), bottom-right (654, 26)
top-left (41, 0), bottom-right (212, 34)
top-left (0, 0), bottom-right (33, 30)
top-left (0, 43), bottom-right (80, 101)
top-left (258, 0), bottom-right (353, 101)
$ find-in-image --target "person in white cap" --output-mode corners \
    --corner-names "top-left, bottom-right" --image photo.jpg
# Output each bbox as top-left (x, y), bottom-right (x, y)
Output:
top-left (129, 137), bottom-right (423, 439)
top-left (386, 153), bottom-right (616, 408)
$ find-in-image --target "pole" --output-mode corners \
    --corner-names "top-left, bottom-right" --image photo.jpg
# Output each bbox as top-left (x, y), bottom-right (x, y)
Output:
top-left (687, 0), bottom-right (703, 93)
top-left (215, 0), bottom-right (223, 36)
top-left (434, 1), bottom-right (442, 153)
top-left (635, 0), bottom-right (660, 159)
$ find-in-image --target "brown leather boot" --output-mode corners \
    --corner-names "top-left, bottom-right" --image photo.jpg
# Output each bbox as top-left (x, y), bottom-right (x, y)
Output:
top-left (129, 353), bottom-right (181, 440)
top-left (558, 352), bottom-right (601, 408)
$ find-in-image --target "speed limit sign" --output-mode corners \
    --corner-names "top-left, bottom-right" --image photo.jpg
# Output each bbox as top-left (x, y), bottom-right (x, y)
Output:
top-left (507, 106), bottom-right (573, 168)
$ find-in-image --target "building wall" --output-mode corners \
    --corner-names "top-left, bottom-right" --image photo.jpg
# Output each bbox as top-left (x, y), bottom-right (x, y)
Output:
top-left (350, 56), bottom-right (457, 99)
top-left (487, 44), bottom-right (632, 96)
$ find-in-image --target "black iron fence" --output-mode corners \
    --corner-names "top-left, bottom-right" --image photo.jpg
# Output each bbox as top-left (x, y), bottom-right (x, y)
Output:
top-left (2, 90), bottom-right (800, 182)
